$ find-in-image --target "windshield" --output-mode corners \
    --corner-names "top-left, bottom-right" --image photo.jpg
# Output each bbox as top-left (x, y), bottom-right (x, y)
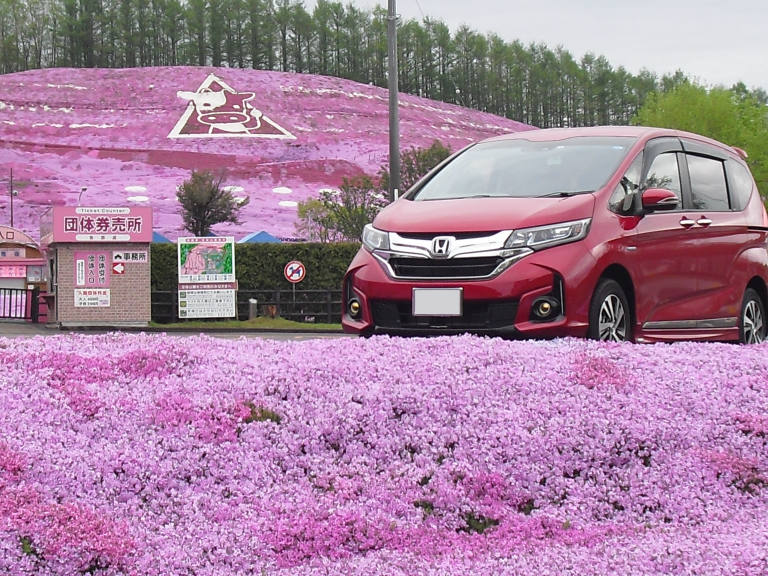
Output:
top-left (410, 136), bottom-right (637, 200)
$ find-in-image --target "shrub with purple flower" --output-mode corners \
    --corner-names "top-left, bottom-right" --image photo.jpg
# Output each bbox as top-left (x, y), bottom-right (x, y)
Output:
top-left (0, 333), bottom-right (766, 574)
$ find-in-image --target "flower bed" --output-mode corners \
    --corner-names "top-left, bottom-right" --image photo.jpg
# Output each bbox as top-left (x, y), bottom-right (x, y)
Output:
top-left (1, 333), bottom-right (767, 574)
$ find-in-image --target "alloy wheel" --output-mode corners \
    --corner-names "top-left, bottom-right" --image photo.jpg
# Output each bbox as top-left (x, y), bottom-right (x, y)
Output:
top-left (598, 294), bottom-right (627, 342)
top-left (743, 299), bottom-right (765, 344)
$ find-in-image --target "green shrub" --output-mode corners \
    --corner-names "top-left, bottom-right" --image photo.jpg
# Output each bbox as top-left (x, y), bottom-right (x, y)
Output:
top-left (151, 242), bottom-right (360, 292)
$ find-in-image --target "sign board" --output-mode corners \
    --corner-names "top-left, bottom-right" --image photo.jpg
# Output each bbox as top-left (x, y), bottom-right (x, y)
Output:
top-left (177, 237), bottom-right (237, 318)
top-left (0, 226), bottom-right (36, 246)
top-left (74, 251), bottom-right (110, 287)
top-left (178, 289), bottom-right (236, 318)
top-left (284, 260), bottom-right (306, 284)
top-left (177, 237), bottom-right (236, 284)
top-left (113, 251), bottom-right (148, 263)
top-left (112, 262), bottom-right (126, 275)
top-left (26, 265), bottom-right (43, 282)
top-left (42, 206), bottom-right (153, 244)
top-left (74, 288), bottom-right (111, 307)
top-left (0, 264), bottom-right (26, 278)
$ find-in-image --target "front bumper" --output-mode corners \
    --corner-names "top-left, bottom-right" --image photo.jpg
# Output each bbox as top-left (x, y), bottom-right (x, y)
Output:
top-left (341, 247), bottom-right (591, 338)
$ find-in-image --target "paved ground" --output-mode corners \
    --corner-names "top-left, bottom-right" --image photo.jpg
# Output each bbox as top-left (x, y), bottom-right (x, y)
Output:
top-left (0, 320), bottom-right (349, 341)
top-left (0, 320), bottom-right (55, 338)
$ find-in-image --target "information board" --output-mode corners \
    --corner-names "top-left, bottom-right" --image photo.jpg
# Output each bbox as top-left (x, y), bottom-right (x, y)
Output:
top-left (176, 237), bottom-right (237, 319)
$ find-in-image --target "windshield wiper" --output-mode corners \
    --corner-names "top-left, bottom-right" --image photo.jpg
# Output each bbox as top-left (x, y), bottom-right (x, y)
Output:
top-left (541, 190), bottom-right (593, 198)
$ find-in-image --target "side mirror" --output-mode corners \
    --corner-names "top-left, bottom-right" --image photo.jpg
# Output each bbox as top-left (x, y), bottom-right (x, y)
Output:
top-left (642, 188), bottom-right (679, 211)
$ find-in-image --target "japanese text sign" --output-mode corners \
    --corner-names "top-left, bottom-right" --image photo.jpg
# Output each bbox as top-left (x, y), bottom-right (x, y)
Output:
top-left (74, 251), bottom-right (110, 288)
top-left (45, 206), bottom-right (152, 243)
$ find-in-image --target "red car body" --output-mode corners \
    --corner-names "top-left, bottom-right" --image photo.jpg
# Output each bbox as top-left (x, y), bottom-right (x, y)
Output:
top-left (342, 126), bottom-right (768, 343)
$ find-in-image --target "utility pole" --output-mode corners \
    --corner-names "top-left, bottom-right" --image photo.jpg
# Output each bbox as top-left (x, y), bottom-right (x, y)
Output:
top-left (387, 0), bottom-right (400, 202)
top-left (9, 167), bottom-right (13, 228)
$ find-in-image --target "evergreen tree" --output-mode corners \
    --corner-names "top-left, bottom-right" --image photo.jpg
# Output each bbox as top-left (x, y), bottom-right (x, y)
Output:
top-left (176, 170), bottom-right (250, 237)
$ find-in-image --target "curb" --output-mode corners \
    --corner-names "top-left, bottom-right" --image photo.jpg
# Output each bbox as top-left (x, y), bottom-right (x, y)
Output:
top-left (58, 325), bottom-right (345, 335)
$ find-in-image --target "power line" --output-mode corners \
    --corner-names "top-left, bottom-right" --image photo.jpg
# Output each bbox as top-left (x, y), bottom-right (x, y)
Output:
top-left (412, 0), bottom-right (426, 20)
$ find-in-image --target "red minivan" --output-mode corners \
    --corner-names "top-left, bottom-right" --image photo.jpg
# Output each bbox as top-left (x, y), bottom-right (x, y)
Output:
top-left (342, 126), bottom-right (768, 343)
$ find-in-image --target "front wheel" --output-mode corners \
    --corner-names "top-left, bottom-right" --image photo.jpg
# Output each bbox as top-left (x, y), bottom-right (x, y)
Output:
top-left (740, 288), bottom-right (767, 344)
top-left (588, 279), bottom-right (632, 342)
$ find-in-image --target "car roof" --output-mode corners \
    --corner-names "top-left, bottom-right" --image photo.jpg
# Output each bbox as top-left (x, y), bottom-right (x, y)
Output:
top-left (486, 125), bottom-right (738, 156)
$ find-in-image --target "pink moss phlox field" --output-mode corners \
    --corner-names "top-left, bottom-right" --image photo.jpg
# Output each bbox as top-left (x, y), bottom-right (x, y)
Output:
top-left (0, 67), bottom-right (534, 242)
top-left (1, 333), bottom-right (767, 575)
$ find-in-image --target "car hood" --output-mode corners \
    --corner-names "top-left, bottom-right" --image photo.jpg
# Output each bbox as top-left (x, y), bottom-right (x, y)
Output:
top-left (373, 194), bottom-right (596, 233)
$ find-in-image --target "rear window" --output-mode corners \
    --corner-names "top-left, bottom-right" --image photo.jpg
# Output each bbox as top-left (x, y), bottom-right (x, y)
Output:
top-left (727, 159), bottom-right (754, 211)
top-left (410, 136), bottom-right (636, 201)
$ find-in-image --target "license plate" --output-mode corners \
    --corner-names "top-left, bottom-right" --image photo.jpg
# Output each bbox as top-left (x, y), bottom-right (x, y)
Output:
top-left (412, 288), bottom-right (463, 316)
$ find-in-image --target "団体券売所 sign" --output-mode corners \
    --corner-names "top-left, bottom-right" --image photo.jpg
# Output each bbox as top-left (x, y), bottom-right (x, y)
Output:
top-left (41, 206), bottom-right (153, 244)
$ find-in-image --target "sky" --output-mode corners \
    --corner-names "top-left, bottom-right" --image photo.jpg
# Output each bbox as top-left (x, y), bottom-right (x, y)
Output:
top-left (304, 0), bottom-right (768, 93)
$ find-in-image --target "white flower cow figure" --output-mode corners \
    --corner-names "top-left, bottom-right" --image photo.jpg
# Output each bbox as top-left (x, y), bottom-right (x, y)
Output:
top-left (168, 74), bottom-right (295, 139)
top-left (177, 87), bottom-right (264, 135)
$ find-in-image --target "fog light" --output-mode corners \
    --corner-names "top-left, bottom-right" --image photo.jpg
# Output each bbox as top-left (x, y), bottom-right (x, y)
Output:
top-left (348, 299), bottom-right (361, 318)
top-left (532, 296), bottom-right (560, 321)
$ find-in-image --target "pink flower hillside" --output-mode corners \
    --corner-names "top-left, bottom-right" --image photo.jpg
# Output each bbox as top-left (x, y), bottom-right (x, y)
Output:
top-left (0, 67), bottom-right (534, 242)
top-left (0, 333), bottom-right (767, 575)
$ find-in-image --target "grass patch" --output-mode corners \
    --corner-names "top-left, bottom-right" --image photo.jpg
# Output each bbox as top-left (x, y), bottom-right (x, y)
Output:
top-left (413, 499), bottom-right (435, 518)
top-left (150, 316), bottom-right (341, 331)
top-left (244, 402), bottom-right (282, 425)
top-left (460, 512), bottom-right (500, 534)
top-left (20, 536), bottom-right (41, 559)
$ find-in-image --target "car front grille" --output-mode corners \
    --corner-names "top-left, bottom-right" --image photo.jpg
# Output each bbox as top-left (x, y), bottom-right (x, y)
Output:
top-left (371, 299), bottom-right (519, 332)
top-left (388, 256), bottom-right (504, 279)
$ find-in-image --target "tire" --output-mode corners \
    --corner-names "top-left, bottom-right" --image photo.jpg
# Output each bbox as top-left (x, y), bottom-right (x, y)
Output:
top-left (588, 279), bottom-right (632, 342)
top-left (739, 288), bottom-right (767, 344)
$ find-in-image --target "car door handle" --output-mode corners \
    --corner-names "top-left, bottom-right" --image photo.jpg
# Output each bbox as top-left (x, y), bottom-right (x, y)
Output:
top-left (679, 217), bottom-right (696, 228)
top-left (696, 217), bottom-right (712, 226)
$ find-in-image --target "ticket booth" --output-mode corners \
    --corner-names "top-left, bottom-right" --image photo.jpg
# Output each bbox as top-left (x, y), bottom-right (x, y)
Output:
top-left (40, 206), bottom-right (152, 328)
top-left (0, 226), bottom-right (46, 321)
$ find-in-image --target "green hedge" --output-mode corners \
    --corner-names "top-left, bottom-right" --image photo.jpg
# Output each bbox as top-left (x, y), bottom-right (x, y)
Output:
top-left (151, 242), bottom-right (361, 291)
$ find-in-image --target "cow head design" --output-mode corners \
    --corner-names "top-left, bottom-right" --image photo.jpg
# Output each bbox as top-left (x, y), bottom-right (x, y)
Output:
top-left (177, 88), bottom-right (263, 134)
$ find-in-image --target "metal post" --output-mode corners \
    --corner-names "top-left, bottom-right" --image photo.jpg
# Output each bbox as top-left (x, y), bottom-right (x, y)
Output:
top-left (275, 289), bottom-right (281, 318)
top-left (9, 167), bottom-right (13, 227)
top-left (387, 0), bottom-right (400, 202)
top-left (31, 286), bottom-right (40, 323)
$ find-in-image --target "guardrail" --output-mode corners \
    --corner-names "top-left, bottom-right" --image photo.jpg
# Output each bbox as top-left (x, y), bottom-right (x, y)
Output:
top-left (151, 289), bottom-right (343, 325)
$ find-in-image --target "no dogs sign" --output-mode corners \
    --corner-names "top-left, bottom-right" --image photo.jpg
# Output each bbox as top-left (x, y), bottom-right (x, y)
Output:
top-left (284, 260), bottom-right (306, 284)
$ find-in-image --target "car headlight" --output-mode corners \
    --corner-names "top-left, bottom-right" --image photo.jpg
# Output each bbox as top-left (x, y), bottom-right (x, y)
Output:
top-left (362, 224), bottom-right (390, 251)
top-left (504, 218), bottom-right (591, 250)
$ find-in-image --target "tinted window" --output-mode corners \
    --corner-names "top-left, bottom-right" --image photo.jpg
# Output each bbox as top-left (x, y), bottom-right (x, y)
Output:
top-left (727, 159), bottom-right (754, 211)
top-left (688, 155), bottom-right (729, 211)
top-left (410, 137), bottom-right (636, 201)
top-left (609, 152), bottom-right (643, 214)
top-left (645, 153), bottom-right (682, 202)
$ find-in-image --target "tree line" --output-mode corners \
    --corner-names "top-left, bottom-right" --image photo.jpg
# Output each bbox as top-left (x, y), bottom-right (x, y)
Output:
top-left (6, 0), bottom-right (761, 128)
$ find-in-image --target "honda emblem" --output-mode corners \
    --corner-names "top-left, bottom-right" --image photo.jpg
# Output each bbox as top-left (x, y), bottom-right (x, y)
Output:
top-left (430, 236), bottom-right (455, 258)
